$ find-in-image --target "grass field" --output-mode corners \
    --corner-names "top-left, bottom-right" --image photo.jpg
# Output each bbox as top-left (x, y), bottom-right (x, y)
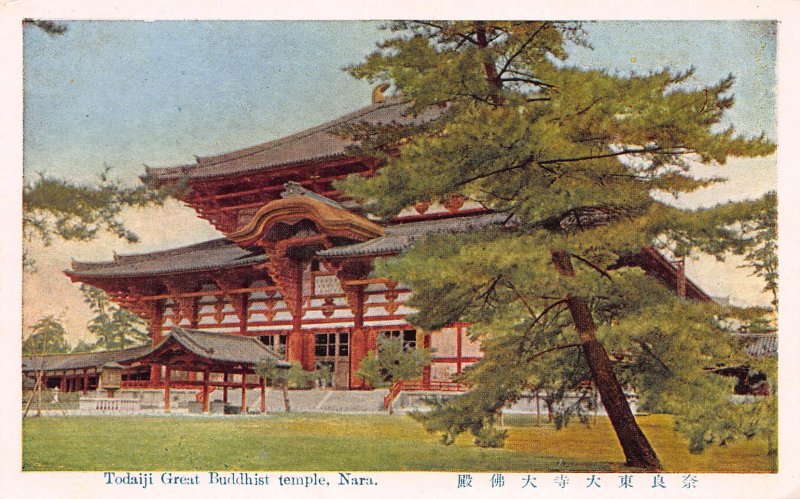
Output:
top-left (22, 413), bottom-right (776, 472)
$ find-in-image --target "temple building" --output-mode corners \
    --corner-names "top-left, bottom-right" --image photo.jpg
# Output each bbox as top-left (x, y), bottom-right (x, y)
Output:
top-left (29, 92), bottom-right (710, 394)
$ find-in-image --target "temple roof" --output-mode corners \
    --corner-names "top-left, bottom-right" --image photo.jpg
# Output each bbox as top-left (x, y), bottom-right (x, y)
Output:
top-left (22, 344), bottom-right (154, 373)
top-left (22, 328), bottom-right (289, 373)
top-left (66, 238), bottom-right (267, 279)
top-left (143, 327), bottom-right (290, 367)
top-left (229, 189), bottom-right (385, 246)
top-left (144, 97), bottom-right (445, 184)
top-left (318, 213), bottom-right (512, 257)
top-left (64, 212), bottom-right (710, 304)
top-left (65, 214), bottom-right (508, 278)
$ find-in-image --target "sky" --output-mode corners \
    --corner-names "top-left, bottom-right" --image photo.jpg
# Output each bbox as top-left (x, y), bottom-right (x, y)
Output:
top-left (21, 21), bottom-right (778, 344)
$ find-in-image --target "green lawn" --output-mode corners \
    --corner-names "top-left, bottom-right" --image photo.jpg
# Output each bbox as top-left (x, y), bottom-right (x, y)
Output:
top-left (22, 413), bottom-right (775, 472)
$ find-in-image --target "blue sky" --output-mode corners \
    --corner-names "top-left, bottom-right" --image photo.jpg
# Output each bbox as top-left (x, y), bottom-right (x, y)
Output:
top-left (21, 21), bottom-right (779, 339)
top-left (23, 21), bottom-right (776, 184)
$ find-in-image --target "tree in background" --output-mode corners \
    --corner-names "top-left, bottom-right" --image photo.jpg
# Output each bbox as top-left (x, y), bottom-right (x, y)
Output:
top-left (71, 340), bottom-right (96, 353)
top-left (358, 335), bottom-right (431, 415)
top-left (256, 358), bottom-right (291, 413)
top-left (337, 21), bottom-right (776, 470)
top-left (22, 316), bottom-right (71, 355)
top-left (80, 284), bottom-right (149, 351)
top-left (357, 335), bottom-right (432, 388)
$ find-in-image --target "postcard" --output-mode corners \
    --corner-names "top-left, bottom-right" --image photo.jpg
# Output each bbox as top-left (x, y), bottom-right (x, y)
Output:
top-left (5, 2), bottom-right (800, 498)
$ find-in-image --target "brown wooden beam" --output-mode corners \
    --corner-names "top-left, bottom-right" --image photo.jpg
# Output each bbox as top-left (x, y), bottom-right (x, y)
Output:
top-left (141, 285), bottom-right (277, 301)
top-left (260, 377), bottom-right (266, 414)
top-left (202, 370), bottom-right (210, 413)
top-left (241, 374), bottom-right (247, 413)
top-left (164, 366), bottom-right (172, 414)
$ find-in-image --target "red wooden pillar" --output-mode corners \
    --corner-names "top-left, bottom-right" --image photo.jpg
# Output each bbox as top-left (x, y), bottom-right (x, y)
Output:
top-left (202, 370), bottom-right (210, 413)
top-left (82, 369), bottom-right (89, 394)
top-left (240, 374), bottom-right (247, 413)
top-left (287, 330), bottom-right (304, 365)
top-left (367, 328), bottom-right (378, 353)
top-left (260, 377), bottom-right (266, 414)
top-left (272, 254), bottom-right (307, 369)
top-left (302, 331), bottom-right (315, 371)
top-left (223, 373), bottom-right (228, 404)
top-left (164, 366), bottom-right (172, 414)
top-left (456, 324), bottom-right (463, 374)
top-left (348, 286), bottom-right (366, 389)
top-left (349, 328), bottom-right (367, 388)
top-left (150, 364), bottom-right (162, 384)
top-left (422, 334), bottom-right (432, 384)
top-left (60, 375), bottom-right (67, 392)
top-left (149, 307), bottom-right (164, 383)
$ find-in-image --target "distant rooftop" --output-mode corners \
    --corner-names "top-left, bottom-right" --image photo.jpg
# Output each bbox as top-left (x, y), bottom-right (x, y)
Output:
top-left (23, 328), bottom-right (290, 373)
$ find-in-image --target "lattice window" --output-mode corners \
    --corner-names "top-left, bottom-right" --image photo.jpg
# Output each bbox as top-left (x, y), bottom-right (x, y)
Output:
top-left (259, 334), bottom-right (287, 356)
top-left (381, 329), bottom-right (417, 350)
top-left (315, 332), bottom-right (349, 357)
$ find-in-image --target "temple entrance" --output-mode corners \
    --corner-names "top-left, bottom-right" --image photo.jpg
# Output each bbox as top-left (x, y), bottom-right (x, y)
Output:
top-left (314, 332), bottom-right (349, 388)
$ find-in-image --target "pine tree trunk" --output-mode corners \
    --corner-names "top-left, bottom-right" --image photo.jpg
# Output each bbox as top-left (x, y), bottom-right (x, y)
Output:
top-left (552, 251), bottom-right (662, 471)
top-left (282, 382), bottom-right (291, 413)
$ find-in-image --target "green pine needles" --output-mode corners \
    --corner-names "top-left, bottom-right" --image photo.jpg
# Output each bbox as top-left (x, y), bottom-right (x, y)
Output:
top-left (336, 21), bottom-right (777, 464)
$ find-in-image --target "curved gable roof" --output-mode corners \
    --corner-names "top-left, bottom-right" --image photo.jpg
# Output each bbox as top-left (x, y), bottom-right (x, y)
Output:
top-left (143, 98), bottom-right (445, 184)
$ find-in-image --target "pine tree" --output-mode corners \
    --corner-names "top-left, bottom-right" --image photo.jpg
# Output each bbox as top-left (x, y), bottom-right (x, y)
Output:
top-left (256, 358), bottom-right (291, 412)
top-left (356, 335), bottom-right (432, 388)
top-left (71, 339), bottom-right (96, 353)
top-left (24, 171), bottom-right (170, 248)
top-left (81, 284), bottom-right (149, 350)
top-left (23, 316), bottom-right (71, 355)
top-left (336, 21), bottom-right (776, 470)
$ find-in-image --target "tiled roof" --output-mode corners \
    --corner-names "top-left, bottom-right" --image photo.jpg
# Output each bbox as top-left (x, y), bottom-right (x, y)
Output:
top-left (144, 97), bottom-right (445, 183)
top-left (66, 238), bottom-right (267, 278)
top-left (65, 213), bottom-right (508, 277)
top-left (22, 344), bottom-right (154, 373)
top-left (317, 213), bottom-right (512, 257)
top-left (22, 329), bottom-right (290, 372)
top-left (152, 327), bottom-right (290, 367)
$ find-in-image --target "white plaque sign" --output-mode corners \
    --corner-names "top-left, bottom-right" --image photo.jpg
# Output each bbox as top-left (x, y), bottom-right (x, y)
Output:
top-left (314, 274), bottom-right (344, 296)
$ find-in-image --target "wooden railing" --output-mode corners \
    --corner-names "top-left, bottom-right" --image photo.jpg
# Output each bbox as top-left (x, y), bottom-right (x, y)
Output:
top-left (121, 380), bottom-right (206, 389)
top-left (120, 380), bottom-right (218, 402)
top-left (196, 386), bottom-right (217, 402)
top-left (383, 380), bottom-right (469, 409)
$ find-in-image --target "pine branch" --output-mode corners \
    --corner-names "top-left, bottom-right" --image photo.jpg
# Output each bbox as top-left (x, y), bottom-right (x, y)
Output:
top-left (570, 253), bottom-right (614, 281)
top-left (413, 21), bottom-right (478, 46)
top-left (499, 76), bottom-right (556, 88)
top-left (526, 342), bottom-right (582, 362)
top-left (496, 23), bottom-right (548, 78)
